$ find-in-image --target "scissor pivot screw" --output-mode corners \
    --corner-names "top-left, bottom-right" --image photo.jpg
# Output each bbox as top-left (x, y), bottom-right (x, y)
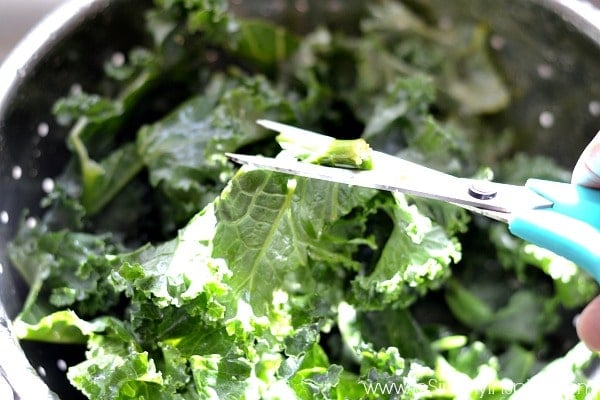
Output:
top-left (468, 181), bottom-right (497, 200)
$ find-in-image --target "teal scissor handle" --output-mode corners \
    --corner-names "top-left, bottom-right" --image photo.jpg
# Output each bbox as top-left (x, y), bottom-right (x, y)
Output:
top-left (509, 179), bottom-right (600, 283)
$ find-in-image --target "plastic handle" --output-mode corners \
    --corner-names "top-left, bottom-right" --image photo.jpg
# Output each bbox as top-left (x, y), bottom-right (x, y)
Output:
top-left (509, 179), bottom-right (600, 283)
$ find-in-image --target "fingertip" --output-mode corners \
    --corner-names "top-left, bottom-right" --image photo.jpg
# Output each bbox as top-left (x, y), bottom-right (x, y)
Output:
top-left (576, 295), bottom-right (600, 352)
top-left (572, 161), bottom-right (600, 188)
top-left (572, 132), bottom-right (600, 188)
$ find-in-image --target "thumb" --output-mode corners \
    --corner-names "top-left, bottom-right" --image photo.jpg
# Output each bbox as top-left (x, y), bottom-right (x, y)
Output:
top-left (572, 131), bottom-right (600, 188)
top-left (577, 295), bottom-right (600, 351)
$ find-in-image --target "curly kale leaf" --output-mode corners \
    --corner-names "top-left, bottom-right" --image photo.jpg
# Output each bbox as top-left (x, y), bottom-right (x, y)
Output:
top-left (8, 221), bottom-right (126, 320)
top-left (351, 193), bottom-right (461, 310)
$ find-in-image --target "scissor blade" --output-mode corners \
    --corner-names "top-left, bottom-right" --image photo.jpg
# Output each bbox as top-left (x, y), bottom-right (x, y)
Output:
top-left (226, 152), bottom-right (553, 218)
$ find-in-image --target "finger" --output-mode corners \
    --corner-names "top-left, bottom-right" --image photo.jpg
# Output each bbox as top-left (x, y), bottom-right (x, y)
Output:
top-left (576, 294), bottom-right (600, 351)
top-left (572, 131), bottom-right (600, 188)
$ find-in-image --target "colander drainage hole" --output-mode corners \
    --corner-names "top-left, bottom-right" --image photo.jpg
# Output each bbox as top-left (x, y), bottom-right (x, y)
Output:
top-left (0, 211), bottom-right (8, 224)
top-left (11, 166), bottom-right (22, 180)
top-left (37, 123), bottom-right (49, 137)
top-left (56, 359), bottom-right (67, 372)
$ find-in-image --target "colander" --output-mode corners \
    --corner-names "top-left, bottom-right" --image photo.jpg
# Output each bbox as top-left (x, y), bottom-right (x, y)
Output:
top-left (0, 0), bottom-right (599, 398)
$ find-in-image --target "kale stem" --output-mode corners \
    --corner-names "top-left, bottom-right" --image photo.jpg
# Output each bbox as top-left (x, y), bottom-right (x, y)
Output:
top-left (276, 128), bottom-right (373, 170)
top-left (304, 138), bottom-right (373, 170)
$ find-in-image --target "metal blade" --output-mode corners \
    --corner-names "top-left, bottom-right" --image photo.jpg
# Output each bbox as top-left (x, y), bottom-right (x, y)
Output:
top-left (226, 152), bottom-right (554, 221)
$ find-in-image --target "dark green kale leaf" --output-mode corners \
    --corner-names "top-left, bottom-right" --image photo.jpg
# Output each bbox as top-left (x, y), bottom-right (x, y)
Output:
top-left (361, 76), bottom-right (436, 152)
top-left (361, 0), bottom-right (510, 116)
top-left (356, 308), bottom-right (436, 367)
top-left (7, 221), bottom-right (126, 320)
top-left (52, 0), bottom-right (239, 218)
top-left (137, 74), bottom-right (295, 231)
top-left (351, 192), bottom-right (460, 310)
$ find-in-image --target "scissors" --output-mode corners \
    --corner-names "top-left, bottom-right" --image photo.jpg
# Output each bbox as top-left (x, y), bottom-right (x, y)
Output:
top-left (227, 120), bottom-right (600, 283)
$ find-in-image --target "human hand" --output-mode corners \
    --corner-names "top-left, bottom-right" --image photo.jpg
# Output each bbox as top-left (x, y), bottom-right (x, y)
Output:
top-left (572, 132), bottom-right (600, 189)
top-left (572, 131), bottom-right (600, 350)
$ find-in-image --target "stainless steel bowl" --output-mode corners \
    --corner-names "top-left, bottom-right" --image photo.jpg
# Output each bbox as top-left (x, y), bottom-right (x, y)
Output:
top-left (0, 0), bottom-right (599, 398)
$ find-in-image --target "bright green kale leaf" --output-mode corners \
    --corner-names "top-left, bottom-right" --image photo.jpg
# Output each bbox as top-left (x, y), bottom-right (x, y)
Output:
top-left (188, 352), bottom-right (252, 399)
top-left (69, 351), bottom-right (167, 400)
top-left (13, 310), bottom-right (181, 398)
top-left (213, 167), bottom-right (376, 317)
top-left (111, 204), bottom-right (229, 311)
top-left (108, 203), bottom-right (238, 354)
top-left (232, 19), bottom-right (300, 74)
top-left (78, 142), bottom-right (145, 215)
top-left (66, 317), bottom-right (174, 400)
top-left (288, 344), bottom-right (345, 399)
top-left (13, 310), bottom-right (97, 344)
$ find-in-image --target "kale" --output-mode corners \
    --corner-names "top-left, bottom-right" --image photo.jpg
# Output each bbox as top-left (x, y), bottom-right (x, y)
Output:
top-left (8, 0), bottom-right (598, 398)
